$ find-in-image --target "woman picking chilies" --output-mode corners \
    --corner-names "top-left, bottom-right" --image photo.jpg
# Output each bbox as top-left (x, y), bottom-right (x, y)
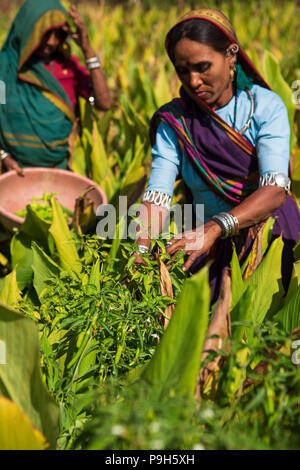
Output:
top-left (135, 8), bottom-right (300, 304)
top-left (0, 0), bottom-right (111, 175)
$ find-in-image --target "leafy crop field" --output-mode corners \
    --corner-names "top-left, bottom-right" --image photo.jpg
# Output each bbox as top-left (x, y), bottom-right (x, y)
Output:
top-left (0, 0), bottom-right (300, 451)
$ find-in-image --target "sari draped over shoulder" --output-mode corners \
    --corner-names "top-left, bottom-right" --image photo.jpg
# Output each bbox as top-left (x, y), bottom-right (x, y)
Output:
top-left (0, 0), bottom-right (75, 168)
top-left (150, 8), bottom-right (300, 303)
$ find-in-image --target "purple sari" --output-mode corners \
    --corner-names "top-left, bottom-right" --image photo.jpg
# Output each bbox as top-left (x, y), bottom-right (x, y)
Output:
top-left (150, 87), bottom-right (300, 304)
top-left (151, 8), bottom-right (300, 303)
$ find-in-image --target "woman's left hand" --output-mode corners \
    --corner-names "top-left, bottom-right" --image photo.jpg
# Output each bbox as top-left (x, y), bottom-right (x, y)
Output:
top-left (65, 5), bottom-right (91, 52)
top-left (166, 221), bottom-right (222, 271)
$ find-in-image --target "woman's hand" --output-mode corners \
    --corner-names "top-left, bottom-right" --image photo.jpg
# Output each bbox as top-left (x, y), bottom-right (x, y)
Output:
top-left (166, 220), bottom-right (222, 271)
top-left (65, 6), bottom-right (91, 53)
top-left (2, 155), bottom-right (24, 176)
top-left (133, 252), bottom-right (148, 266)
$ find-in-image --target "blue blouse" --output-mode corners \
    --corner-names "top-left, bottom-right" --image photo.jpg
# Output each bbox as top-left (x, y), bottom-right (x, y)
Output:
top-left (145, 84), bottom-right (290, 221)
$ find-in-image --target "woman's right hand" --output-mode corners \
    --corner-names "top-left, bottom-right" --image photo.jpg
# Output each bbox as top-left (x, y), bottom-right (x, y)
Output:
top-left (3, 155), bottom-right (24, 176)
top-left (133, 252), bottom-right (148, 266)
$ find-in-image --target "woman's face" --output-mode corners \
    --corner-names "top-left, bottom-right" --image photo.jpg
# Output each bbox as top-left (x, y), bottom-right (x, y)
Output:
top-left (35, 28), bottom-right (67, 60)
top-left (173, 38), bottom-right (236, 110)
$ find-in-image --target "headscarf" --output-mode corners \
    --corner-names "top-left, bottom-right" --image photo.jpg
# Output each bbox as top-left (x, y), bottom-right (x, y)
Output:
top-left (0, 0), bottom-right (75, 168)
top-left (165, 8), bottom-right (270, 90)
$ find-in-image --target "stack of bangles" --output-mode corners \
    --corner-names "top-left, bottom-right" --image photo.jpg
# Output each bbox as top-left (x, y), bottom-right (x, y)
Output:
top-left (0, 149), bottom-right (9, 161)
top-left (85, 56), bottom-right (102, 71)
top-left (211, 212), bottom-right (239, 239)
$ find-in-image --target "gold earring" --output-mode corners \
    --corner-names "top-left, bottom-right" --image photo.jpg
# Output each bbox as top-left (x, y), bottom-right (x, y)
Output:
top-left (230, 64), bottom-right (236, 81)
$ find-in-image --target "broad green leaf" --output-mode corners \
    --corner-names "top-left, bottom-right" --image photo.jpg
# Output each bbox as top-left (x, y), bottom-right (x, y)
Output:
top-left (262, 50), bottom-right (297, 150)
top-left (119, 141), bottom-right (146, 192)
top-left (244, 236), bottom-right (284, 325)
top-left (273, 284), bottom-right (300, 333)
top-left (0, 304), bottom-right (60, 448)
top-left (120, 94), bottom-right (149, 142)
top-left (153, 64), bottom-right (173, 108)
top-left (70, 136), bottom-right (88, 177)
top-left (261, 217), bottom-right (275, 254)
top-left (230, 242), bottom-right (245, 311)
top-left (89, 119), bottom-right (118, 203)
top-left (16, 267), bottom-right (33, 292)
top-left (49, 197), bottom-right (81, 277)
top-left (0, 396), bottom-right (49, 450)
top-left (294, 260), bottom-right (300, 282)
top-left (141, 266), bottom-right (210, 399)
top-left (230, 285), bottom-right (256, 346)
top-left (139, 68), bottom-right (158, 118)
top-left (90, 120), bottom-right (109, 182)
top-left (0, 269), bottom-right (21, 310)
top-left (241, 218), bottom-right (275, 276)
top-left (108, 216), bottom-right (127, 270)
top-left (70, 336), bottom-right (99, 393)
top-left (245, 46), bottom-right (262, 74)
top-left (97, 108), bottom-right (113, 142)
top-left (10, 232), bottom-right (34, 291)
top-left (19, 205), bottom-right (51, 252)
top-left (31, 242), bottom-right (62, 299)
top-left (89, 258), bottom-right (101, 291)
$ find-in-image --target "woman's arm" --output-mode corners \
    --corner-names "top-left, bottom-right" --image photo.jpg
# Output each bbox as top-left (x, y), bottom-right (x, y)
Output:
top-left (66, 6), bottom-right (111, 111)
top-left (166, 184), bottom-right (287, 271)
top-left (136, 91), bottom-right (290, 268)
top-left (165, 89), bottom-right (291, 270)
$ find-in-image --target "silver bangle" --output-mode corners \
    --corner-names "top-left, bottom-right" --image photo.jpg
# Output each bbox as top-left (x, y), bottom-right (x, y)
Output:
top-left (0, 150), bottom-right (9, 160)
top-left (86, 55), bottom-right (101, 64)
top-left (211, 215), bottom-right (227, 238)
top-left (142, 190), bottom-right (172, 211)
top-left (137, 244), bottom-right (149, 254)
top-left (259, 172), bottom-right (291, 194)
top-left (219, 212), bottom-right (236, 237)
top-left (87, 61), bottom-right (102, 71)
top-left (212, 212), bottom-right (237, 239)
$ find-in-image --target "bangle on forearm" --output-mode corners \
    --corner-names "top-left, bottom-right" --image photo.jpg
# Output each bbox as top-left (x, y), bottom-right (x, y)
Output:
top-left (87, 61), bottom-right (102, 71)
top-left (0, 149), bottom-right (9, 161)
top-left (86, 56), bottom-right (102, 70)
top-left (259, 172), bottom-right (291, 194)
top-left (230, 214), bottom-right (239, 235)
top-left (136, 244), bottom-right (149, 254)
top-left (142, 190), bottom-right (172, 211)
top-left (211, 212), bottom-right (239, 239)
top-left (85, 55), bottom-right (100, 64)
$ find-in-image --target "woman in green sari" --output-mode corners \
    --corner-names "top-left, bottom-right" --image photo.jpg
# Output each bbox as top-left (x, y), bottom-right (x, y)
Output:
top-left (0, 0), bottom-right (111, 175)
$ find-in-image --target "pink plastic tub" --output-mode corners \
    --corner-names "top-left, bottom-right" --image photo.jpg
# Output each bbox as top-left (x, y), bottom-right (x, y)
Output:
top-left (0, 168), bottom-right (108, 231)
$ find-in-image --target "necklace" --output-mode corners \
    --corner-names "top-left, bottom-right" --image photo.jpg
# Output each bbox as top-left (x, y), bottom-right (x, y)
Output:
top-left (233, 88), bottom-right (255, 136)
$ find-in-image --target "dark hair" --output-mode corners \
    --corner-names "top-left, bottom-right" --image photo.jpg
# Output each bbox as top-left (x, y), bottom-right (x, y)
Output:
top-left (166, 18), bottom-right (232, 62)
